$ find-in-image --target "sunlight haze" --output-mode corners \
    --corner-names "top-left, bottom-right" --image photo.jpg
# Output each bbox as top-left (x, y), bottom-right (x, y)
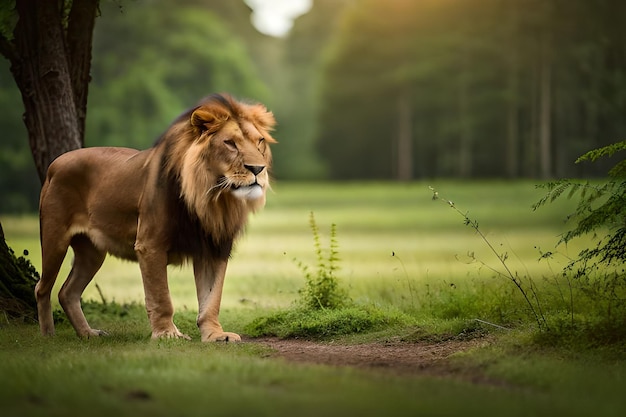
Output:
top-left (245, 0), bottom-right (312, 37)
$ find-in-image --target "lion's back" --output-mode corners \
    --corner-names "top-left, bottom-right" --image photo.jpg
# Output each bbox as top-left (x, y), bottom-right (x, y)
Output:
top-left (46, 147), bottom-right (141, 181)
top-left (40, 147), bottom-right (152, 260)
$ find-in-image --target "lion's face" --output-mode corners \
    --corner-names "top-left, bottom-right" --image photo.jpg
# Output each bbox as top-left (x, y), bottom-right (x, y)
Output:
top-left (208, 118), bottom-right (272, 203)
top-left (177, 97), bottom-right (276, 221)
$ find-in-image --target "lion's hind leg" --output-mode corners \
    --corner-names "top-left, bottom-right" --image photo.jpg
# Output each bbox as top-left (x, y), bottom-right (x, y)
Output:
top-left (36, 229), bottom-right (71, 336)
top-left (57, 234), bottom-right (107, 338)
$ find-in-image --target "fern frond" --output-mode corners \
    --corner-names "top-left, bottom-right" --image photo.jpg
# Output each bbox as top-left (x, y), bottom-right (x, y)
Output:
top-left (533, 179), bottom-right (577, 210)
top-left (576, 140), bottom-right (626, 163)
top-left (608, 160), bottom-right (626, 178)
top-left (538, 140), bottom-right (626, 280)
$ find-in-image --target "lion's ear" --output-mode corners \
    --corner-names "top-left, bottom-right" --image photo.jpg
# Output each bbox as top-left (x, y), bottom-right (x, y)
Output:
top-left (190, 105), bottom-right (230, 135)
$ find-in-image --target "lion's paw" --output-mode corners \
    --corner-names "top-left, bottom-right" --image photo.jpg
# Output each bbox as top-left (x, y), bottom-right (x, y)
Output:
top-left (203, 331), bottom-right (241, 343)
top-left (151, 327), bottom-right (191, 340)
top-left (80, 328), bottom-right (109, 338)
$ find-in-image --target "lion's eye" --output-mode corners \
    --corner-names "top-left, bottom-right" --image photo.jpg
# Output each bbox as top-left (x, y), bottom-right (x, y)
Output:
top-left (224, 139), bottom-right (237, 152)
top-left (258, 137), bottom-right (266, 153)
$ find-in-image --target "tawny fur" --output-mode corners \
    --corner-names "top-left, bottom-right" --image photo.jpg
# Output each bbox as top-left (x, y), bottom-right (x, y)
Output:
top-left (35, 94), bottom-right (276, 342)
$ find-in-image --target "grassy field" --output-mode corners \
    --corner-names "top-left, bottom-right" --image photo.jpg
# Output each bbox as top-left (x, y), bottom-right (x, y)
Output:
top-left (1, 181), bottom-right (625, 416)
top-left (1, 180), bottom-right (593, 312)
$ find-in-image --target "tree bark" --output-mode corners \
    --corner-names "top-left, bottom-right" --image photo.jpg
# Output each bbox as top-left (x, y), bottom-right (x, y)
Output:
top-left (66, 0), bottom-right (98, 141)
top-left (11, 0), bottom-right (81, 182)
top-left (2, 0), bottom-right (99, 182)
top-left (0, 0), bottom-right (99, 319)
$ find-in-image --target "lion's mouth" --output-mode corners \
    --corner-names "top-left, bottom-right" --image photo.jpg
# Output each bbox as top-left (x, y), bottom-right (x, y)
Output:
top-left (230, 181), bottom-right (264, 201)
top-left (212, 176), bottom-right (265, 201)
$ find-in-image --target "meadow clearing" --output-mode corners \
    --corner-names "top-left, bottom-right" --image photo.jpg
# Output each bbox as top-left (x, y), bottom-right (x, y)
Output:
top-left (1, 180), bottom-right (590, 313)
top-left (1, 181), bottom-right (625, 417)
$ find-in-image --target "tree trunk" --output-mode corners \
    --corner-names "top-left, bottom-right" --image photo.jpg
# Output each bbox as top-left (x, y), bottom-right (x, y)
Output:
top-left (505, 50), bottom-right (520, 178)
top-left (395, 91), bottom-right (413, 181)
top-left (525, 60), bottom-right (540, 177)
top-left (66, 0), bottom-right (98, 142)
top-left (11, 0), bottom-right (81, 182)
top-left (458, 49), bottom-right (472, 178)
top-left (2, 0), bottom-right (98, 182)
top-left (0, 0), bottom-right (99, 319)
top-left (538, 36), bottom-right (553, 179)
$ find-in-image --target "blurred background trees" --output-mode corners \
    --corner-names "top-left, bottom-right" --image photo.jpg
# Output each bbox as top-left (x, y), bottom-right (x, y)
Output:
top-left (1, 0), bottom-right (626, 212)
top-left (86, 0), bottom-right (270, 150)
top-left (316, 0), bottom-right (626, 180)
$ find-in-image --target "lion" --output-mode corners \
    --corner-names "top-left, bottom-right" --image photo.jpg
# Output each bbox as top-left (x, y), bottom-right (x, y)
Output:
top-left (35, 93), bottom-right (276, 342)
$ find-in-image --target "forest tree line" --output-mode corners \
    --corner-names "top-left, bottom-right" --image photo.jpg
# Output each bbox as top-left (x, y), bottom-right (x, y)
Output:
top-left (1, 0), bottom-right (625, 212)
top-left (311, 0), bottom-right (626, 180)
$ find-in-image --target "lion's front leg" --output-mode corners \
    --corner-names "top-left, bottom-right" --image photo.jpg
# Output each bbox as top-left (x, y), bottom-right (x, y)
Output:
top-left (136, 243), bottom-right (190, 340)
top-left (193, 257), bottom-right (241, 342)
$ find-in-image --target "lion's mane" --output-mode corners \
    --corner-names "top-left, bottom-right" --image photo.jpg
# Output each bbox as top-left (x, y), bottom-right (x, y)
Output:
top-left (152, 93), bottom-right (276, 259)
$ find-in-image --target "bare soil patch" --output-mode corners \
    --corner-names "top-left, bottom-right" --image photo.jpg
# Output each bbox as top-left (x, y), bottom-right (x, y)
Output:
top-left (251, 336), bottom-right (497, 383)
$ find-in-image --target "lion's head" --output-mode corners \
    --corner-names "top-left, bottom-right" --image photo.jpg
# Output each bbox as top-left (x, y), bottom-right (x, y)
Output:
top-left (160, 94), bottom-right (277, 240)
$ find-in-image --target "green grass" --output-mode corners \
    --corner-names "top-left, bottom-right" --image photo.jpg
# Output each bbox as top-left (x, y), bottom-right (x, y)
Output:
top-left (1, 181), bottom-right (625, 416)
top-left (0, 180), bottom-right (617, 333)
top-left (244, 305), bottom-right (413, 338)
top-left (1, 317), bottom-right (626, 417)
top-left (2, 180), bottom-right (589, 309)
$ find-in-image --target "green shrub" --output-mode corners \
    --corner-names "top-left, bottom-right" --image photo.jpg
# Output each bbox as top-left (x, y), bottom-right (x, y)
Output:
top-left (246, 213), bottom-right (415, 339)
top-left (295, 212), bottom-right (348, 310)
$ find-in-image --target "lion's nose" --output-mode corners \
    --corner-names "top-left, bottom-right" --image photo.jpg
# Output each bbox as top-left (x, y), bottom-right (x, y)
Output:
top-left (244, 164), bottom-right (265, 176)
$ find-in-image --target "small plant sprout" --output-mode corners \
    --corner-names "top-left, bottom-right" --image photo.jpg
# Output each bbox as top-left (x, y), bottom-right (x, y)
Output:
top-left (294, 212), bottom-right (348, 310)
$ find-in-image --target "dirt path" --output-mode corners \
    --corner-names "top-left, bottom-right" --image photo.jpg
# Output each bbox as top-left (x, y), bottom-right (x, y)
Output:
top-left (251, 336), bottom-right (496, 383)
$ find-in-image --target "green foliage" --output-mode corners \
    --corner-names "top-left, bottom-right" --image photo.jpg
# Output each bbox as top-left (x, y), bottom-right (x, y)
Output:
top-left (0, 0), bottom-right (15, 41)
top-left (432, 176), bottom-right (626, 343)
top-left (531, 141), bottom-right (626, 342)
top-left (87, 2), bottom-right (268, 150)
top-left (535, 312), bottom-right (626, 349)
top-left (0, 224), bottom-right (39, 320)
top-left (270, 0), bottom-right (352, 180)
top-left (576, 140), bottom-right (626, 163)
top-left (0, 69), bottom-right (39, 213)
top-left (295, 212), bottom-right (347, 310)
top-left (534, 141), bottom-right (626, 275)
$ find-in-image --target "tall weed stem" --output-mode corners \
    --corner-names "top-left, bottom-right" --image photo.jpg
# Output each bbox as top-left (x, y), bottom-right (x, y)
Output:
top-left (430, 187), bottom-right (548, 331)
